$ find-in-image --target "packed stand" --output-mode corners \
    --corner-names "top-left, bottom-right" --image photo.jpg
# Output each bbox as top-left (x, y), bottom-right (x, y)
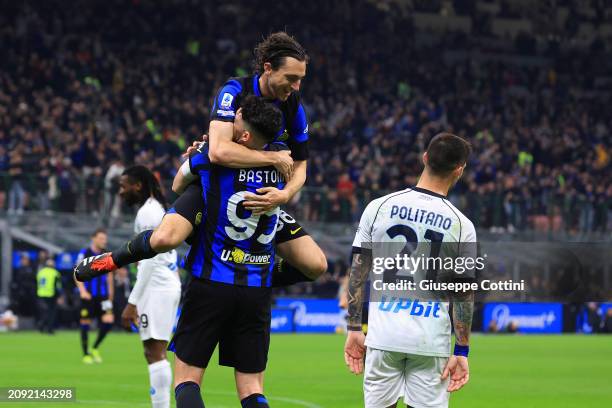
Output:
top-left (0, 0), bottom-right (610, 239)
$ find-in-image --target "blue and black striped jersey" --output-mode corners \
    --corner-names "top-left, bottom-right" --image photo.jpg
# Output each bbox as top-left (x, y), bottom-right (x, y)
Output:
top-left (185, 143), bottom-right (286, 287)
top-left (210, 75), bottom-right (309, 161)
top-left (77, 248), bottom-right (109, 298)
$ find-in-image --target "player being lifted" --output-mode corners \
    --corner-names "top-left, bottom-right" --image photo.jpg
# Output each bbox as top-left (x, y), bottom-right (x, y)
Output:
top-left (174, 31), bottom-right (327, 288)
top-left (344, 133), bottom-right (476, 408)
top-left (116, 165), bottom-right (181, 408)
top-left (76, 96), bottom-right (286, 408)
top-left (75, 228), bottom-right (114, 364)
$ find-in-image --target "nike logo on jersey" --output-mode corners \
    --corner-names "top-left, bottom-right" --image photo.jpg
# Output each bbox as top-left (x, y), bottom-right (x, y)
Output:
top-left (290, 227), bottom-right (302, 235)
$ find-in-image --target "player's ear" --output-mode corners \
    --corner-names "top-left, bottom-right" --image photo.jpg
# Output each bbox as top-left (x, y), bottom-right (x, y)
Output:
top-left (263, 62), bottom-right (273, 75)
top-left (237, 130), bottom-right (250, 144)
top-left (422, 152), bottom-right (429, 166)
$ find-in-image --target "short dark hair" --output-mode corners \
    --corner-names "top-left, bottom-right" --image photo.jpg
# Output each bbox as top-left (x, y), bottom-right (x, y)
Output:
top-left (253, 32), bottom-right (308, 73)
top-left (91, 227), bottom-right (107, 237)
top-left (426, 133), bottom-right (472, 177)
top-left (241, 96), bottom-right (283, 143)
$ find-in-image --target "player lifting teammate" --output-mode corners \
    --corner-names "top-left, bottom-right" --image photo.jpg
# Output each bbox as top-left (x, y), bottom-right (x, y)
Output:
top-left (76, 97), bottom-right (287, 407)
top-left (345, 133), bottom-right (475, 408)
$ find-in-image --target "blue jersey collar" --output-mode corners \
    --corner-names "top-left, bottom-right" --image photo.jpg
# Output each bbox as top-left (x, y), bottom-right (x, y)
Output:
top-left (253, 75), bottom-right (262, 97)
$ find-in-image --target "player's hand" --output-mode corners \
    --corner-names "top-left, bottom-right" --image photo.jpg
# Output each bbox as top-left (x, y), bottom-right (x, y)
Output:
top-left (243, 187), bottom-right (289, 215)
top-left (181, 135), bottom-right (208, 158)
top-left (80, 291), bottom-right (92, 300)
top-left (121, 303), bottom-right (139, 329)
top-left (344, 330), bottom-right (366, 375)
top-left (441, 355), bottom-right (470, 392)
top-left (271, 150), bottom-right (293, 181)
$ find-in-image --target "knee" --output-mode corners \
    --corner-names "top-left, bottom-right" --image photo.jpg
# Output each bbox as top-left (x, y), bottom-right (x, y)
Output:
top-left (143, 348), bottom-right (163, 365)
top-left (308, 250), bottom-right (328, 279)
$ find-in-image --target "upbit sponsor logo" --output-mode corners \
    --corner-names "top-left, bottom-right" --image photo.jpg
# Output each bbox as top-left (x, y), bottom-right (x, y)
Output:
top-left (378, 296), bottom-right (442, 318)
top-left (220, 247), bottom-right (271, 264)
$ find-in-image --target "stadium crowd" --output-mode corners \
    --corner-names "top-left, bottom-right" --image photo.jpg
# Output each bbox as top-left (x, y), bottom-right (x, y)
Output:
top-left (1, 0), bottom-right (610, 237)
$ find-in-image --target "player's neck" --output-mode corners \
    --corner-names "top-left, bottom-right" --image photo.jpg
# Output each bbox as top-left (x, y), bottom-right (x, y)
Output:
top-left (415, 173), bottom-right (451, 197)
top-left (258, 75), bottom-right (275, 99)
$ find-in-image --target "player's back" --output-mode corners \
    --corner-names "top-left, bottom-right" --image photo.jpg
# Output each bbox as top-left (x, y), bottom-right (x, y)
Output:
top-left (77, 248), bottom-right (109, 298)
top-left (135, 198), bottom-right (180, 290)
top-left (188, 143), bottom-right (286, 287)
top-left (354, 187), bottom-right (476, 357)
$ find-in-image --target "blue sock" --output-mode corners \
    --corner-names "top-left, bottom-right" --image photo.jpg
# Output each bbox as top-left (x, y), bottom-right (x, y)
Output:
top-left (241, 393), bottom-right (269, 408)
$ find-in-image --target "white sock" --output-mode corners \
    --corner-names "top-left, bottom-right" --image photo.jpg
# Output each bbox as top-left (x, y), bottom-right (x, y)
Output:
top-left (148, 359), bottom-right (172, 408)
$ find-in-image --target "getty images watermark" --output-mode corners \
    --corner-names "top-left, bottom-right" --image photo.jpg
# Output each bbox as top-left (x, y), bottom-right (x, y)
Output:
top-left (371, 252), bottom-right (525, 293)
top-left (362, 240), bottom-right (612, 303)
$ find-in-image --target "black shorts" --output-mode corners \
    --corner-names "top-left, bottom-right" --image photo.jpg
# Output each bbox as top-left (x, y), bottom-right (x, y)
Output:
top-left (80, 298), bottom-right (111, 320)
top-left (169, 182), bottom-right (308, 244)
top-left (169, 279), bottom-right (272, 373)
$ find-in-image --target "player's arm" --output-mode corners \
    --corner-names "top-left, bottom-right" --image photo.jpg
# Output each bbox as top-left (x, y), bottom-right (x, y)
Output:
top-left (442, 223), bottom-right (477, 392)
top-left (344, 201), bottom-right (376, 375)
top-left (172, 160), bottom-right (197, 194)
top-left (207, 80), bottom-right (293, 175)
top-left (208, 120), bottom-right (290, 170)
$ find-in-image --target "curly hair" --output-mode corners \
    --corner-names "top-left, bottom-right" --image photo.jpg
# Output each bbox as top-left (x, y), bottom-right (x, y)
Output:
top-left (241, 95), bottom-right (283, 143)
top-left (252, 31), bottom-right (308, 73)
top-left (122, 165), bottom-right (167, 209)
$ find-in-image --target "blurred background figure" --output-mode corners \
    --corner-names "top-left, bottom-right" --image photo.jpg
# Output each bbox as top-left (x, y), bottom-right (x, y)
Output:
top-left (36, 257), bottom-right (62, 334)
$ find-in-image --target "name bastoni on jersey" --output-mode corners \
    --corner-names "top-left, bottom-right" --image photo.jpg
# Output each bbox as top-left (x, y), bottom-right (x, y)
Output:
top-left (238, 169), bottom-right (284, 183)
top-left (372, 279), bottom-right (526, 292)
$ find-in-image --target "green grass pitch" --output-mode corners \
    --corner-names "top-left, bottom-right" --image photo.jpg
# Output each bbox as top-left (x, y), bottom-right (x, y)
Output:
top-left (1, 332), bottom-right (611, 407)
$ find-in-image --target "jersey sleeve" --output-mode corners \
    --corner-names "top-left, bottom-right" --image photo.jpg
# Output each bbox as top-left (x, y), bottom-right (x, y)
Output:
top-left (188, 143), bottom-right (210, 175)
top-left (209, 79), bottom-right (243, 123)
top-left (351, 199), bottom-right (381, 254)
top-left (456, 217), bottom-right (478, 281)
top-left (287, 103), bottom-right (309, 161)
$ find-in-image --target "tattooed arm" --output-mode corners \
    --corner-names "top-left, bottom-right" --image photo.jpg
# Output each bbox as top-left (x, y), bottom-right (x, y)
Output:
top-left (441, 289), bottom-right (474, 392)
top-left (344, 251), bottom-right (371, 374)
top-left (452, 290), bottom-right (474, 345)
top-left (346, 251), bottom-right (371, 331)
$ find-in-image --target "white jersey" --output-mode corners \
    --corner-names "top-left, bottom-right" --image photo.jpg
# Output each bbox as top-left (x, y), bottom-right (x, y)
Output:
top-left (352, 187), bottom-right (477, 357)
top-left (128, 198), bottom-right (181, 305)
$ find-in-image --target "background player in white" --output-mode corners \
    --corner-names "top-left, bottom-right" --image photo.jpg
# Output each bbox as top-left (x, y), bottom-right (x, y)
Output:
top-left (117, 165), bottom-right (181, 408)
top-left (344, 133), bottom-right (475, 408)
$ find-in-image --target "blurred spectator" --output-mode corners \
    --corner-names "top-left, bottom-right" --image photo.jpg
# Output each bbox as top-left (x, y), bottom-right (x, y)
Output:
top-left (36, 258), bottom-right (62, 334)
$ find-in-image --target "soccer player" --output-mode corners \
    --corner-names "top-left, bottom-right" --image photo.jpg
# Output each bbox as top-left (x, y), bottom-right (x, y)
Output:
top-left (117, 165), bottom-right (181, 408)
top-left (176, 31), bottom-right (327, 287)
top-left (75, 96), bottom-right (284, 408)
top-left (344, 133), bottom-right (476, 408)
top-left (75, 228), bottom-right (114, 364)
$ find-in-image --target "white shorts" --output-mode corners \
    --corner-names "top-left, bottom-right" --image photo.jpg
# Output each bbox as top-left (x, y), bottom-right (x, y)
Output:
top-left (137, 289), bottom-right (181, 341)
top-left (364, 348), bottom-right (449, 408)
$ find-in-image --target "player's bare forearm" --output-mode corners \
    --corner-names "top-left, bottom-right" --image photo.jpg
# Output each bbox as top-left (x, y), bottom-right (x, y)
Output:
top-left (283, 160), bottom-right (307, 200)
top-left (172, 170), bottom-right (189, 194)
top-left (208, 121), bottom-right (275, 167)
top-left (452, 290), bottom-right (474, 346)
top-left (346, 252), bottom-right (370, 330)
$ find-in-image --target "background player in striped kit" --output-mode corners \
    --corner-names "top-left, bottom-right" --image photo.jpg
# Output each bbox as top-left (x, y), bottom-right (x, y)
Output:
top-left (117, 165), bottom-right (181, 408)
top-left (75, 228), bottom-right (114, 364)
top-left (344, 133), bottom-right (475, 408)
